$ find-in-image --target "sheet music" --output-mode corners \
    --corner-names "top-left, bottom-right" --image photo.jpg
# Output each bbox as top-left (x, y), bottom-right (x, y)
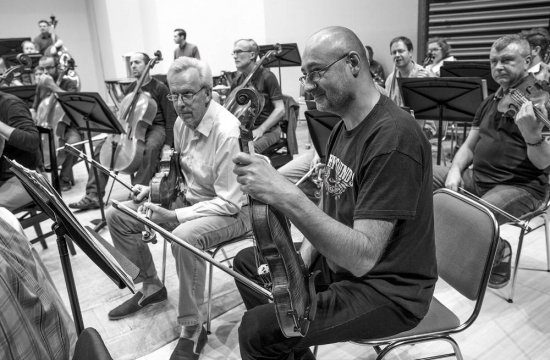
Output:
top-left (6, 158), bottom-right (136, 292)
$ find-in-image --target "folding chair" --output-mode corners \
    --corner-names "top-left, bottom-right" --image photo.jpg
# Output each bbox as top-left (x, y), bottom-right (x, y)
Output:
top-left (12, 125), bottom-right (76, 255)
top-left (507, 189), bottom-right (550, 303)
top-left (346, 188), bottom-right (500, 360)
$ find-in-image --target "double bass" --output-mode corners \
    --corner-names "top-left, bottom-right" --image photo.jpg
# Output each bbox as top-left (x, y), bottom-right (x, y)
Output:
top-left (99, 51), bottom-right (162, 174)
top-left (224, 44), bottom-right (282, 119)
top-left (238, 88), bottom-right (319, 338)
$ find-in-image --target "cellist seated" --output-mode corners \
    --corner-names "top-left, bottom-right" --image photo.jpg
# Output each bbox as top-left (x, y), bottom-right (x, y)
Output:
top-left (33, 55), bottom-right (79, 191)
top-left (230, 38), bottom-right (285, 154)
top-left (104, 57), bottom-right (251, 360)
top-left (69, 52), bottom-right (177, 210)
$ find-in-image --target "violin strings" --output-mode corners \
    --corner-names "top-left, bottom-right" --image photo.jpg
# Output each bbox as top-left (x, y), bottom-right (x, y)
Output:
top-left (510, 92), bottom-right (550, 127)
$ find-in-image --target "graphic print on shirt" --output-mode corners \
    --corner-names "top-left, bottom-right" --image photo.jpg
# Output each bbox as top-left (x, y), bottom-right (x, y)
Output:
top-left (324, 154), bottom-right (354, 199)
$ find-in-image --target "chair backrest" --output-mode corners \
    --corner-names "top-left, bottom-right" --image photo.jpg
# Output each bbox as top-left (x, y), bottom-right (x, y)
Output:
top-left (304, 110), bottom-right (341, 163)
top-left (72, 327), bottom-right (113, 360)
top-left (433, 189), bottom-right (499, 301)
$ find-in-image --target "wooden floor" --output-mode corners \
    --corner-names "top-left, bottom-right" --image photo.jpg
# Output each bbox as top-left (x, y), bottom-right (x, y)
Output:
top-left (25, 118), bottom-right (550, 360)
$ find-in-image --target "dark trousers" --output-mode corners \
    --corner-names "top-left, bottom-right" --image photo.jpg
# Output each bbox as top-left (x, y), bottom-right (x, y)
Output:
top-left (233, 247), bottom-right (420, 360)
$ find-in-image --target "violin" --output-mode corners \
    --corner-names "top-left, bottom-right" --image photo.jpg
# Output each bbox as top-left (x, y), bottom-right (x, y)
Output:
top-left (238, 87), bottom-right (319, 338)
top-left (497, 74), bottom-right (550, 128)
top-left (224, 44), bottom-right (281, 119)
top-left (35, 58), bottom-right (77, 169)
top-left (99, 51), bottom-right (162, 174)
top-left (142, 148), bottom-right (185, 243)
top-left (423, 53), bottom-right (435, 67)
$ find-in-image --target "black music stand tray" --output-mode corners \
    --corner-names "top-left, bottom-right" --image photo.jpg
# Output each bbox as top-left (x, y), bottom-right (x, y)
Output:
top-left (259, 43), bottom-right (301, 88)
top-left (55, 92), bottom-right (124, 232)
top-left (6, 158), bottom-right (139, 335)
top-left (304, 110), bottom-right (341, 162)
top-left (440, 62), bottom-right (499, 94)
top-left (398, 77), bottom-right (487, 165)
top-left (1, 85), bottom-right (36, 108)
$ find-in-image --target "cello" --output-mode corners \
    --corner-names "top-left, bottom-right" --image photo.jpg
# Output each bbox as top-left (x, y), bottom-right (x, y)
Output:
top-left (35, 57), bottom-right (76, 169)
top-left (237, 87), bottom-right (319, 338)
top-left (224, 44), bottom-right (281, 119)
top-left (99, 51), bottom-right (162, 174)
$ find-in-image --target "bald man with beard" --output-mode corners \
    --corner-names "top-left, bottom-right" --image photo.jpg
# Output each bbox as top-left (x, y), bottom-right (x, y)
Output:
top-left (231, 26), bottom-right (437, 359)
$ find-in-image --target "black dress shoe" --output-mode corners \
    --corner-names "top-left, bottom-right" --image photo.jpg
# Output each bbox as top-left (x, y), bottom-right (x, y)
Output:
top-left (169, 326), bottom-right (207, 360)
top-left (488, 239), bottom-right (512, 289)
top-left (108, 287), bottom-right (167, 320)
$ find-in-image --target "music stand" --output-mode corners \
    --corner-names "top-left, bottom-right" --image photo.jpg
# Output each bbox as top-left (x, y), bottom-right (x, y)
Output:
top-left (55, 92), bottom-right (124, 232)
top-left (1, 85), bottom-right (36, 108)
top-left (304, 110), bottom-right (341, 162)
top-left (0, 37), bottom-right (30, 56)
top-left (440, 62), bottom-right (499, 95)
top-left (259, 43), bottom-right (301, 88)
top-left (6, 158), bottom-right (139, 335)
top-left (398, 77), bottom-right (487, 165)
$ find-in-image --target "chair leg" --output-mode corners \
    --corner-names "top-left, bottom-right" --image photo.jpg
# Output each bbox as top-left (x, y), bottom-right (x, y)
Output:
top-left (544, 213), bottom-right (550, 272)
top-left (206, 261), bottom-right (214, 335)
top-left (30, 209), bottom-right (48, 250)
top-left (508, 228), bottom-right (527, 303)
top-left (373, 336), bottom-right (462, 360)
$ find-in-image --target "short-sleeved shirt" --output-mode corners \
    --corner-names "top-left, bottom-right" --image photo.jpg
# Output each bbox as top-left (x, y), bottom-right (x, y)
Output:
top-left (385, 61), bottom-right (425, 107)
top-left (230, 67), bottom-right (283, 128)
top-left (32, 32), bottom-right (55, 54)
top-left (174, 42), bottom-right (201, 60)
top-left (322, 95), bottom-right (437, 318)
top-left (472, 74), bottom-right (548, 199)
top-left (0, 92), bottom-right (41, 180)
top-left (125, 78), bottom-right (178, 146)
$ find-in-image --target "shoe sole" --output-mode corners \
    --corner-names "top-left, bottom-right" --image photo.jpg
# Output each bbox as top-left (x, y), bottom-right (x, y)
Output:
top-left (108, 297), bottom-right (168, 320)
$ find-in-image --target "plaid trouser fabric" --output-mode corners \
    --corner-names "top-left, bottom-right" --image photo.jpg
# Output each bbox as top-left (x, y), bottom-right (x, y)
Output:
top-left (0, 213), bottom-right (75, 360)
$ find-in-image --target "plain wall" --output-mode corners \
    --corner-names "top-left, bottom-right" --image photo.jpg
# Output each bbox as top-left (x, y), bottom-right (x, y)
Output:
top-left (264, 0), bottom-right (419, 99)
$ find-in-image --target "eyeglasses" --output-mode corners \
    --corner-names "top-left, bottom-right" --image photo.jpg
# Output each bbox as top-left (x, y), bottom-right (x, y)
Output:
top-left (231, 50), bottom-right (251, 56)
top-left (428, 47), bottom-right (441, 53)
top-left (42, 65), bottom-right (56, 70)
top-left (298, 53), bottom-right (348, 86)
top-left (167, 86), bottom-right (206, 103)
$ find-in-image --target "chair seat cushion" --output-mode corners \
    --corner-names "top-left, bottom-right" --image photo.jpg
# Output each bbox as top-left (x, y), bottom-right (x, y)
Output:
top-left (353, 297), bottom-right (460, 344)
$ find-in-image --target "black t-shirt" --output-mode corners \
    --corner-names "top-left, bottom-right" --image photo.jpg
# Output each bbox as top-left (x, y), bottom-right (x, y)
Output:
top-left (126, 78), bottom-right (178, 146)
top-left (0, 92), bottom-right (42, 180)
top-left (472, 75), bottom-right (548, 199)
top-left (231, 67), bottom-right (283, 128)
top-left (323, 95), bottom-right (437, 318)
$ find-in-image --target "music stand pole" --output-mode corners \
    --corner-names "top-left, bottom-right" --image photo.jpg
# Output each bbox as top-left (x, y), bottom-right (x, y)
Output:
top-left (52, 221), bottom-right (85, 335)
top-left (85, 119), bottom-right (108, 232)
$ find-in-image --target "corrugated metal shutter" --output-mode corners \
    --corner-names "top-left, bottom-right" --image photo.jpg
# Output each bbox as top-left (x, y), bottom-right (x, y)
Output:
top-left (428, 0), bottom-right (550, 62)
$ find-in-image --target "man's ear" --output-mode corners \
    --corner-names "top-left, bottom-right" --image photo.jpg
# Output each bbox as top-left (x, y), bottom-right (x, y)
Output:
top-left (348, 52), bottom-right (361, 76)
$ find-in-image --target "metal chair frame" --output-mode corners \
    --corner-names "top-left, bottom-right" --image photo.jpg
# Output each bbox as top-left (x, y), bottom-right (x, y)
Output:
top-left (507, 193), bottom-right (550, 303)
top-left (205, 232), bottom-right (253, 334)
top-left (338, 189), bottom-right (500, 360)
top-left (13, 125), bottom-right (76, 255)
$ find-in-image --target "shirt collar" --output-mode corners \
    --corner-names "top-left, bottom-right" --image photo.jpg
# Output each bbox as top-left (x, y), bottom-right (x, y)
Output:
top-left (193, 101), bottom-right (217, 137)
top-left (529, 62), bottom-right (542, 74)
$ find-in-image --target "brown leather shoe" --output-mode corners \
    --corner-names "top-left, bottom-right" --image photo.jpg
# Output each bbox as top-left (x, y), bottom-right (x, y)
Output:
top-left (169, 326), bottom-right (207, 360)
top-left (108, 287), bottom-right (167, 320)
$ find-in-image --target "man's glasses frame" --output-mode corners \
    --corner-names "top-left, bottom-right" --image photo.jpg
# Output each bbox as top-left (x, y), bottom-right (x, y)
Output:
top-left (299, 53), bottom-right (349, 86)
top-left (167, 86), bottom-right (206, 103)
